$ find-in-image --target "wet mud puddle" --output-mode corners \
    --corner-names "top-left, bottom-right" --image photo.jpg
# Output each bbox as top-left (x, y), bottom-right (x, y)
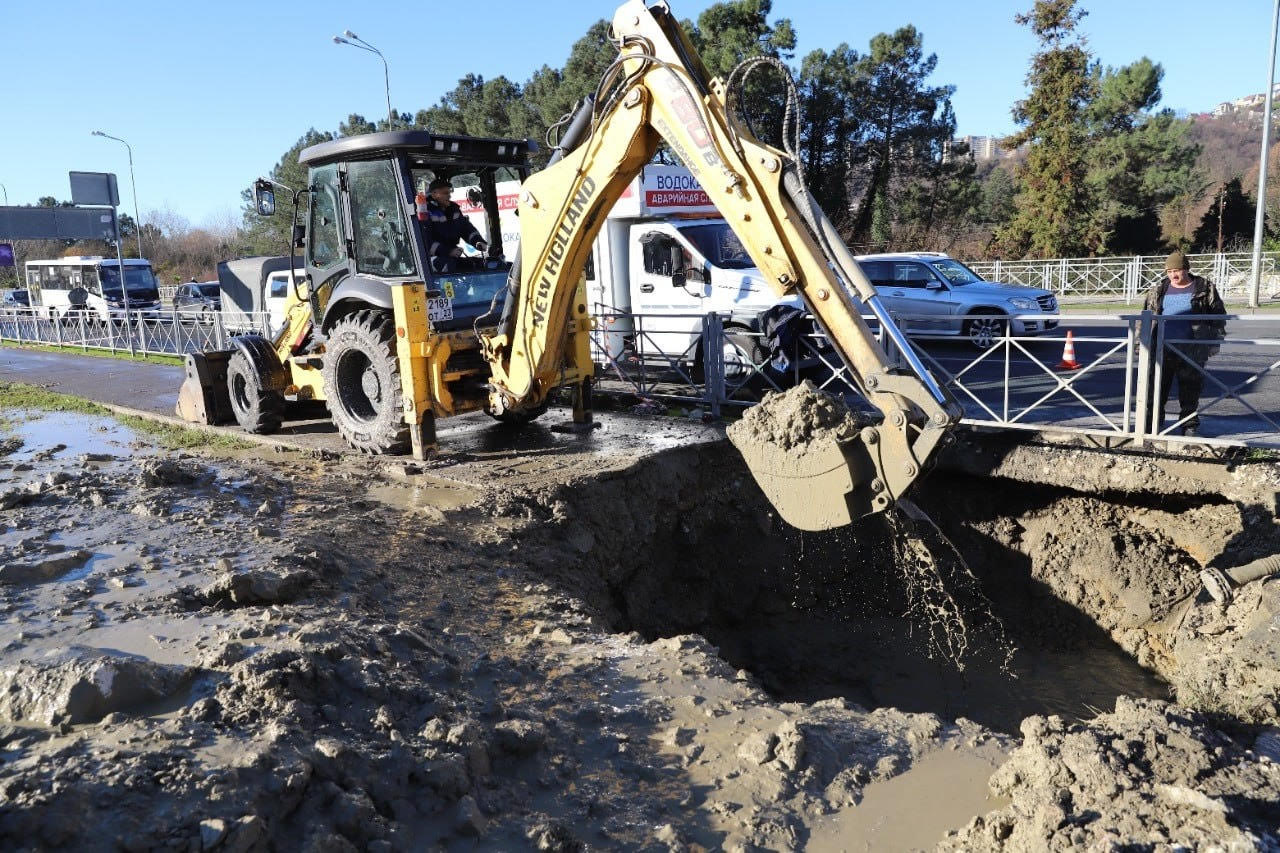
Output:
top-left (806, 744), bottom-right (1010, 852)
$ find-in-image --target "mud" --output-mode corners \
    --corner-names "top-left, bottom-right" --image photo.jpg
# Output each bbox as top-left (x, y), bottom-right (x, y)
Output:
top-left (726, 382), bottom-right (874, 530)
top-left (1, 405), bottom-right (1279, 850)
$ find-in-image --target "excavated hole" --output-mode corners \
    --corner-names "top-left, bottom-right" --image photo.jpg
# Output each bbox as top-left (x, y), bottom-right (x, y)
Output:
top-left (547, 449), bottom-right (1179, 734)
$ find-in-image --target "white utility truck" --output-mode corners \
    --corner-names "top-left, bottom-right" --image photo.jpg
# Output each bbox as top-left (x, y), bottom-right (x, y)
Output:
top-left (456, 165), bottom-right (809, 377)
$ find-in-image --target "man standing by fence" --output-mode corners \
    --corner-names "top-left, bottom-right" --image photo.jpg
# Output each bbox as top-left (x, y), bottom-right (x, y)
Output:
top-left (1143, 251), bottom-right (1226, 437)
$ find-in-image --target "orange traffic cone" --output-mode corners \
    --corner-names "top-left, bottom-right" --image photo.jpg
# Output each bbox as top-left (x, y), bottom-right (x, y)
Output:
top-left (1057, 330), bottom-right (1082, 371)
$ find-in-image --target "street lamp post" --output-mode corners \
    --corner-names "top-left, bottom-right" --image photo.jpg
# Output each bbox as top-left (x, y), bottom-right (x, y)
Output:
top-left (91, 130), bottom-right (144, 259)
top-left (333, 32), bottom-right (394, 130)
top-left (1250, 0), bottom-right (1280, 307)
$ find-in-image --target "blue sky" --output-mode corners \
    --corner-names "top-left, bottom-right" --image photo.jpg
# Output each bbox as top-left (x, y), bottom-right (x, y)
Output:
top-left (2, 1), bottom-right (1274, 229)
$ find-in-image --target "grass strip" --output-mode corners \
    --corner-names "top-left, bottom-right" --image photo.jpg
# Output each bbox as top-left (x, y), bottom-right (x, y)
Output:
top-left (0, 380), bottom-right (252, 450)
top-left (1, 339), bottom-right (183, 366)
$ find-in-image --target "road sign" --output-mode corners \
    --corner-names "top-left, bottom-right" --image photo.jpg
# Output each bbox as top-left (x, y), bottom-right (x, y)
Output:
top-left (69, 171), bottom-right (120, 207)
top-left (0, 243), bottom-right (12, 268)
top-left (0, 207), bottom-right (117, 241)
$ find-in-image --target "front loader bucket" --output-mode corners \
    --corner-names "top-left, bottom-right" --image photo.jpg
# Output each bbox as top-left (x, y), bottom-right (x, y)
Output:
top-left (728, 431), bottom-right (881, 531)
top-left (176, 351), bottom-right (234, 425)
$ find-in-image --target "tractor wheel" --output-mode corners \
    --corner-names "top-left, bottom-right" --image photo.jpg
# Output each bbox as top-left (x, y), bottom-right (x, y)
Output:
top-left (227, 348), bottom-right (285, 434)
top-left (321, 309), bottom-right (409, 454)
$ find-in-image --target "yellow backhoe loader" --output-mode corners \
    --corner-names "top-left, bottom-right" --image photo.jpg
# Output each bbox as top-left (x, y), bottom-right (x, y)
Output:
top-left (177, 0), bottom-right (961, 529)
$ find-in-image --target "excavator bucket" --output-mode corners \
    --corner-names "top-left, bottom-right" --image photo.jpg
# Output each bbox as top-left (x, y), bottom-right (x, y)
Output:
top-left (175, 351), bottom-right (234, 425)
top-left (728, 430), bottom-right (882, 531)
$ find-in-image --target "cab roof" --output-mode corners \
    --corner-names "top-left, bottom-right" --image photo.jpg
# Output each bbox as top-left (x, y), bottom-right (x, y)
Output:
top-left (299, 131), bottom-right (537, 169)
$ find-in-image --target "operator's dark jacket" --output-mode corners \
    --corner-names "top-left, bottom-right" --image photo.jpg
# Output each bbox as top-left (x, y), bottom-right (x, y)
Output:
top-left (1142, 273), bottom-right (1227, 361)
top-left (423, 197), bottom-right (484, 259)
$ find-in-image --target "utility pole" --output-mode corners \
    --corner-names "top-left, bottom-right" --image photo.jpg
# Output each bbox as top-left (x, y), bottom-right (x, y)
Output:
top-left (1249, 0), bottom-right (1280, 307)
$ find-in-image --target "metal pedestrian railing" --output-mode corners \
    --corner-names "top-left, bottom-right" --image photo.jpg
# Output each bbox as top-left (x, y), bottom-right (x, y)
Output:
top-left (968, 252), bottom-right (1280, 303)
top-left (0, 306), bottom-right (274, 357)
top-left (588, 309), bottom-right (1280, 450)
top-left (6, 301), bottom-right (1277, 450)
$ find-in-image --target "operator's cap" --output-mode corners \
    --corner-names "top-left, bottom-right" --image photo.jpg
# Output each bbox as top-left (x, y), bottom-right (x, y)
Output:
top-left (428, 178), bottom-right (452, 192)
top-left (1165, 250), bottom-right (1190, 271)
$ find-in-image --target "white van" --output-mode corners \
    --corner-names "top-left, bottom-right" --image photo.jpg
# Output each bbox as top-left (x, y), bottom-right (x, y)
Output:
top-left (25, 256), bottom-right (161, 320)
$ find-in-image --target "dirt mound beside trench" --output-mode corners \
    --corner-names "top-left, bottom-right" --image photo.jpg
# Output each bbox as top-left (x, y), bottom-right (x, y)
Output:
top-left (941, 697), bottom-right (1280, 851)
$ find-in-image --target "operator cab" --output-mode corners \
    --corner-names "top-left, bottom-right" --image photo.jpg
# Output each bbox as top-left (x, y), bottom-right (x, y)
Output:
top-left (285, 130), bottom-right (536, 334)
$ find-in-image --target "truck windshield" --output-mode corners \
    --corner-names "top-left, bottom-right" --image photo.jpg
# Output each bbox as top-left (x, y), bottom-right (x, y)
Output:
top-left (100, 265), bottom-right (159, 292)
top-left (930, 258), bottom-right (982, 286)
top-left (678, 223), bottom-right (754, 270)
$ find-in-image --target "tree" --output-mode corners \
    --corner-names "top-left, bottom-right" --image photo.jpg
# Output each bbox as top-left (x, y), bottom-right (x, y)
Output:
top-left (239, 128), bottom-right (335, 257)
top-left (843, 26), bottom-right (968, 249)
top-left (1193, 176), bottom-right (1255, 252)
top-left (995, 0), bottom-right (1095, 258)
top-left (796, 44), bottom-right (862, 224)
top-left (1082, 60), bottom-right (1198, 254)
top-left (686, 0), bottom-right (796, 149)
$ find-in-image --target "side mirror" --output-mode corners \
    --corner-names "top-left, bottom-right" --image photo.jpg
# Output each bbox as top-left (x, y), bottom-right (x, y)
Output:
top-left (669, 244), bottom-right (686, 288)
top-left (254, 180), bottom-right (276, 217)
top-left (292, 223), bottom-right (306, 249)
top-left (925, 280), bottom-right (943, 290)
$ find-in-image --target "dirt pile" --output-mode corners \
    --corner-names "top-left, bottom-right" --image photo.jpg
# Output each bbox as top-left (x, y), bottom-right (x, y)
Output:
top-left (726, 380), bottom-right (863, 451)
top-left (941, 697), bottom-right (1280, 851)
top-left (726, 381), bottom-right (877, 530)
top-left (0, 411), bottom-right (1014, 851)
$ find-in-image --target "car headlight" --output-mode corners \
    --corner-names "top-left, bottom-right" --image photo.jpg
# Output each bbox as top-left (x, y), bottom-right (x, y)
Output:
top-left (1008, 297), bottom-right (1038, 310)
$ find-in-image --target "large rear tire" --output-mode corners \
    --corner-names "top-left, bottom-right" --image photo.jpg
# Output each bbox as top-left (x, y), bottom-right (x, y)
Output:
top-left (322, 309), bottom-right (409, 454)
top-left (227, 349), bottom-right (285, 434)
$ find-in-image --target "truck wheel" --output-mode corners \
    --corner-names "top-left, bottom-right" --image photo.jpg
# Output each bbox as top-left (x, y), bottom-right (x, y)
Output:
top-left (322, 310), bottom-right (409, 454)
top-left (227, 348), bottom-right (285, 434)
top-left (693, 328), bottom-right (765, 391)
top-left (963, 312), bottom-right (1007, 350)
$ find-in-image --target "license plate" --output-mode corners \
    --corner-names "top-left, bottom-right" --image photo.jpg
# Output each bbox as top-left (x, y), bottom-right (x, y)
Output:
top-left (427, 296), bottom-right (454, 323)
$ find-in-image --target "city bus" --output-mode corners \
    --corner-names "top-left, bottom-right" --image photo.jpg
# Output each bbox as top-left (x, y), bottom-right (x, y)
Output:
top-left (24, 256), bottom-right (162, 320)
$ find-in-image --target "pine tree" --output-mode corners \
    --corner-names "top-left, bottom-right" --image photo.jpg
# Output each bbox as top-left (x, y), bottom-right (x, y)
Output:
top-left (996, 0), bottom-right (1095, 258)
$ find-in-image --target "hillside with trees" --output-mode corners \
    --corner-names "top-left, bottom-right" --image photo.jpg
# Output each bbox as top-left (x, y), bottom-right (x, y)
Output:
top-left (5, 0), bottom-right (1274, 289)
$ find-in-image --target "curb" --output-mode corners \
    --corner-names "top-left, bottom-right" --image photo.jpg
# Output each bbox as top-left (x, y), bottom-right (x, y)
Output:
top-left (96, 401), bottom-right (324, 456)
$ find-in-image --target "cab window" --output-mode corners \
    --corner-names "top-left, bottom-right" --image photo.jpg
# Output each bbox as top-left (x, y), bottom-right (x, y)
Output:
top-left (269, 278), bottom-right (288, 299)
top-left (308, 164), bottom-right (343, 270)
top-left (348, 159), bottom-right (415, 277)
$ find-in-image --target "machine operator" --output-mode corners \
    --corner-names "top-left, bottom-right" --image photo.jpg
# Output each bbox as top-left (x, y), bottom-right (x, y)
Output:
top-left (422, 178), bottom-right (488, 273)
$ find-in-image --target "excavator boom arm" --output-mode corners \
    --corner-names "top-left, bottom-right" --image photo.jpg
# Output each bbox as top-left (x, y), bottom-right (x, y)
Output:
top-left (482, 0), bottom-right (962, 525)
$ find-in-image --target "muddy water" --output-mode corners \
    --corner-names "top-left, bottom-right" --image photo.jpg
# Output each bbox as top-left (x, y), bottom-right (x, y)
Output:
top-left (366, 478), bottom-right (482, 513)
top-left (807, 744), bottom-right (1010, 852)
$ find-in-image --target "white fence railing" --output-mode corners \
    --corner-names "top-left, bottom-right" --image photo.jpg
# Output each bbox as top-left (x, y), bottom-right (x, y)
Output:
top-left (967, 252), bottom-right (1280, 303)
top-left (0, 307), bottom-right (274, 357)
top-left (6, 303), bottom-right (1276, 451)
top-left (588, 310), bottom-right (1280, 449)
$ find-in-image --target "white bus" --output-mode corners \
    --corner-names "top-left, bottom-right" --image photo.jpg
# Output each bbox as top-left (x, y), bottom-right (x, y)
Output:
top-left (25, 256), bottom-right (162, 320)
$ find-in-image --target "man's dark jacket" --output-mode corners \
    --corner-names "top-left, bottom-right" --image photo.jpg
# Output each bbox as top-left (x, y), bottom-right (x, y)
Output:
top-left (1142, 273), bottom-right (1226, 358)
